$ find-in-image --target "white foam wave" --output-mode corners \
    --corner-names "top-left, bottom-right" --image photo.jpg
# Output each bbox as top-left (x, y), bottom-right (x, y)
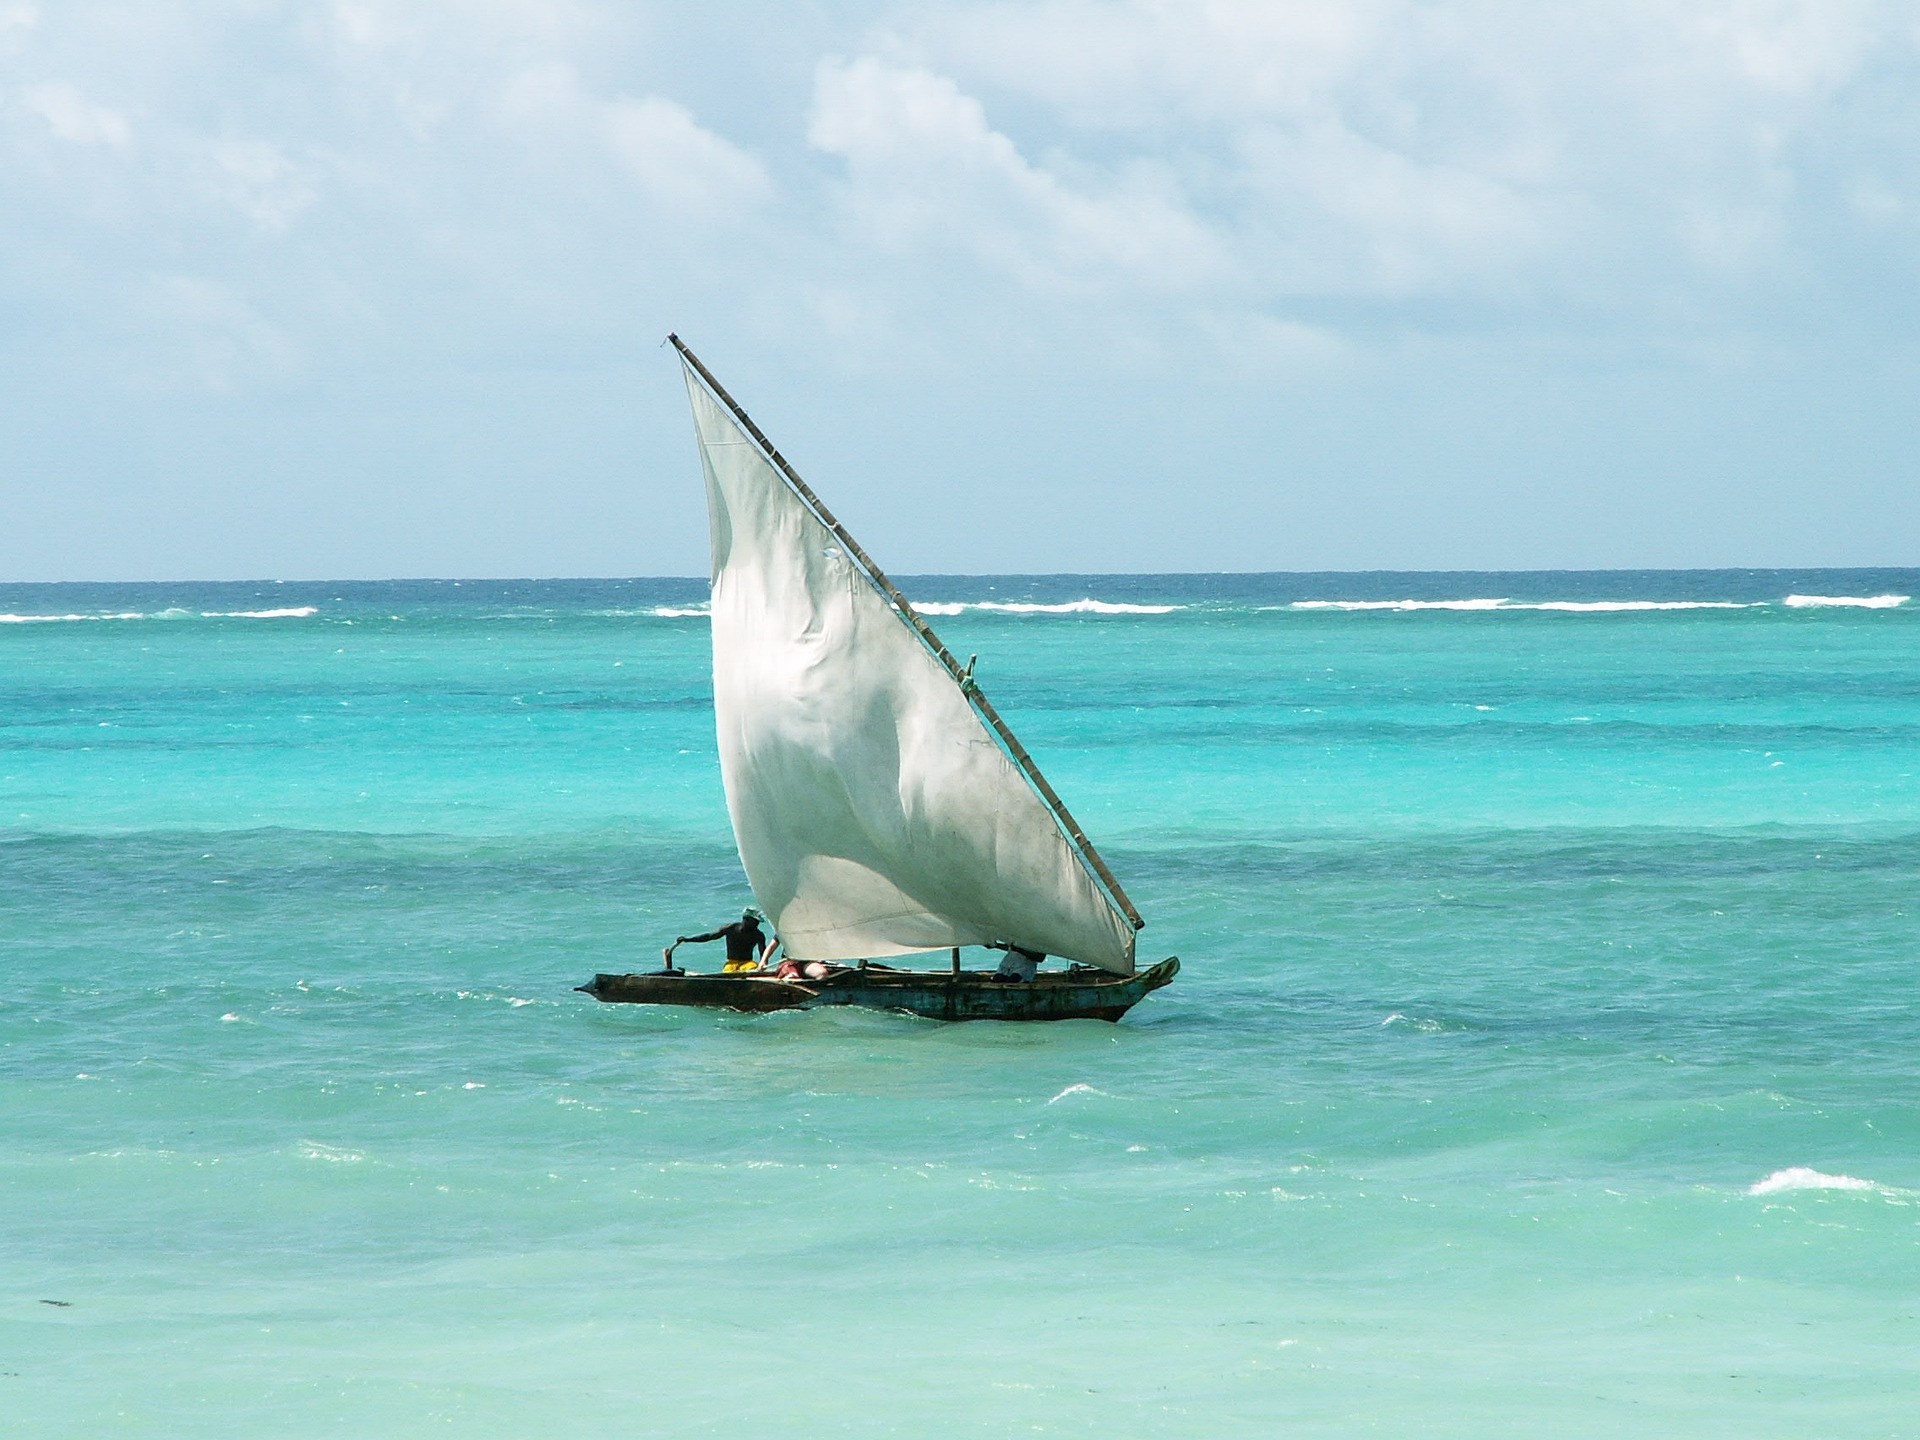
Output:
top-left (298, 1142), bottom-right (364, 1163)
top-left (0, 606), bottom-right (317, 623)
top-left (1292, 598), bottom-right (1757, 613)
top-left (919, 599), bottom-right (1182, 616)
top-left (568, 606), bottom-right (710, 619)
top-left (1046, 1082), bottom-right (1117, 1105)
top-left (1526, 600), bottom-right (1752, 612)
top-left (1748, 1166), bottom-right (1878, 1195)
top-left (1293, 598), bottom-right (1509, 611)
top-left (1380, 1012), bottom-right (1447, 1033)
top-left (1783, 594), bottom-right (1908, 609)
top-left (1, 611), bottom-right (147, 624)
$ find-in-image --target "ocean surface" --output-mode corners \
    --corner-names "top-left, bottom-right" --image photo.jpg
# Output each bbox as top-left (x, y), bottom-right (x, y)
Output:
top-left (5, 569), bottom-right (1919, 1437)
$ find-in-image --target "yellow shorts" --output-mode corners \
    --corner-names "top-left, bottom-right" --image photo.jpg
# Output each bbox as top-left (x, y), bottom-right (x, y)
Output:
top-left (721, 959), bottom-right (759, 973)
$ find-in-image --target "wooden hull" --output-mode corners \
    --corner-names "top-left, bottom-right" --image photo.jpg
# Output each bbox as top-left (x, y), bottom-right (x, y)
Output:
top-left (578, 956), bottom-right (1179, 1023)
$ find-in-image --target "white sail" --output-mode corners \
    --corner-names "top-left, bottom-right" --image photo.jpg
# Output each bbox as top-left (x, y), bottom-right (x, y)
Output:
top-left (683, 362), bottom-right (1139, 975)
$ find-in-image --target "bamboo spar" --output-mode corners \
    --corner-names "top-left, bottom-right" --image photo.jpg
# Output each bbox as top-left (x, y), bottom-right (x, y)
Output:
top-left (668, 333), bottom-right (1145, 938)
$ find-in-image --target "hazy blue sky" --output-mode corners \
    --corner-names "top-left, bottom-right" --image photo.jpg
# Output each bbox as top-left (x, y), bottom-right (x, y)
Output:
top-left (4, 1), bottom-right (1918, 579)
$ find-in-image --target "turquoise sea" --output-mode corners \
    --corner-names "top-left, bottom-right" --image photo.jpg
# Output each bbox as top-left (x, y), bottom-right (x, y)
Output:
top-left (5, 569), bottom-right (1919, 1436)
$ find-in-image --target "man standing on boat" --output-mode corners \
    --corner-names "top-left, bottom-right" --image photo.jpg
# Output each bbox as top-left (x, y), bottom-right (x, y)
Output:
top-left (666, 908), bottom-right (776, 972)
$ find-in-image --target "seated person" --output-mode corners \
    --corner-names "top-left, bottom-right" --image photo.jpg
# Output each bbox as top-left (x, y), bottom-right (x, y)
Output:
top-left (990, 944), bottom-right (1044, 983)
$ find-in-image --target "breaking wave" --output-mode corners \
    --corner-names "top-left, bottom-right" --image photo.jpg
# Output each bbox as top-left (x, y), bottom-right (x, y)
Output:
top-left (1289, 599), bottom-right (1758, 613)
top-left (1291, 598), bottom-right (1511, 612)
top-left (1525, 600), bottom-right (1753, 612)
top-left (1782, 594), bottom-right (1909, 609)
top-left (1, 606), bottom-right (319, 623)
top-left (605, 594), bottom-right (1911, 621)
top-left (1046, 1082), bottom-right (1119, 1105)
top-left (1748, 1166), bottom-right (1880, 1195)
top-left (1, 611), bottom-right (149, 624)
top-left (915, 599), bottom-right (1183, 616)
top-left (1286, 597), bottom-right (1906, 614)
top-left (10, 588), bottom-right (1907, 627)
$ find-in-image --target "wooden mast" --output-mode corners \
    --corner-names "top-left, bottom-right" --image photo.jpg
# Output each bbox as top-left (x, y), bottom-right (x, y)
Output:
top-left (668, 333), bottom-right (1145, 940)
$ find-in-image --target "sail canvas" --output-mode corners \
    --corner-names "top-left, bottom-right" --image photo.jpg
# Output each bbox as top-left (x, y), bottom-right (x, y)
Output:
top-left (684, 366), bottom-right (1138, 974)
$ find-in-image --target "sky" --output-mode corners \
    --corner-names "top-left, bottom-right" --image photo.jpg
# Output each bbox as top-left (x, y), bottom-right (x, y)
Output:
top-left (3, 0), bottom-right (1919, 580)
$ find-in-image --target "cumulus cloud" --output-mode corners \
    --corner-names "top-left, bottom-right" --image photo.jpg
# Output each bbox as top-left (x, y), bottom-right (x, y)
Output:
top-left (870, 0), bottom-right (1920, 315)
top-left (1689, 0), bottom-right (1879, 97)
top-left (603, 96), bottom-right (771, 217)
top-left (914, 0), bottom-right (1392, 130)
top-left (809, 55), bottom-right (1222, 295)
top-left (802, 17), bottom-right (1558, 309)
top-left (1232, 120), bottom-right (1545, 296)
top-left (4, 1), bottom-right (1920, 577)
top-left (329, 0), bottom-right (602, 66)
top-left (495, 61), bottom-right (772, 227)
top-left (0, 2), bottom-right (37, 40)
top-left (0, 2), bottom-right (785, 393)
top-left (21, 80), bottom-right (129, 146)
top-left (5, 0), bottom-right (1920, 395)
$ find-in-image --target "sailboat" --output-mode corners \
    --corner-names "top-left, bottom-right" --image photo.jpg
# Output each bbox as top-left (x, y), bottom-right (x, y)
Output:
top-left (578, 336), bottom-right (1178, 1022)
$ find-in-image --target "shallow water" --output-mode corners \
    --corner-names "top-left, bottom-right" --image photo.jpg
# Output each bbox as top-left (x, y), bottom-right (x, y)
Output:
top-left (5, 571), bottom-right (1919, 1435)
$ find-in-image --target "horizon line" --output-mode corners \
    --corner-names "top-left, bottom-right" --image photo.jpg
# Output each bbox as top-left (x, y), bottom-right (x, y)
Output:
top-left (6, 563), bottom-right (1920, 587)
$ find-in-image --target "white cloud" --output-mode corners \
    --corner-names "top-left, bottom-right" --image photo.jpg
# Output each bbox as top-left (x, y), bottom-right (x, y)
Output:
top-left (209, 140), bottom-right (318, 233)
top-left (808, 55), bottom-right (1223, 295)
top-left (330, 0), bottom-right (599, 58)
top-left (498, 62), bottom-right (770, 219)
top-left (1687, 0), bottom-right (1878, 97)
top-left (1846, 176), bottom-right (1903, 223)
top-left (22, 80), bottom-right (129, 146)
top-left (5, 4), bottom-right (1920, 382)
top-left (323, 0), bottom-right (612, 146)
top-left (1234, 119), bottom-right (1545, 296)
top-left (3, 2), bottom-right (1920, 577)
top-left (914, 0), bottom-right (1391, 131)
top-left (604, 95), bottom-right (770, 218)
top-left (849, 0), bottom-right (1920, 314)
